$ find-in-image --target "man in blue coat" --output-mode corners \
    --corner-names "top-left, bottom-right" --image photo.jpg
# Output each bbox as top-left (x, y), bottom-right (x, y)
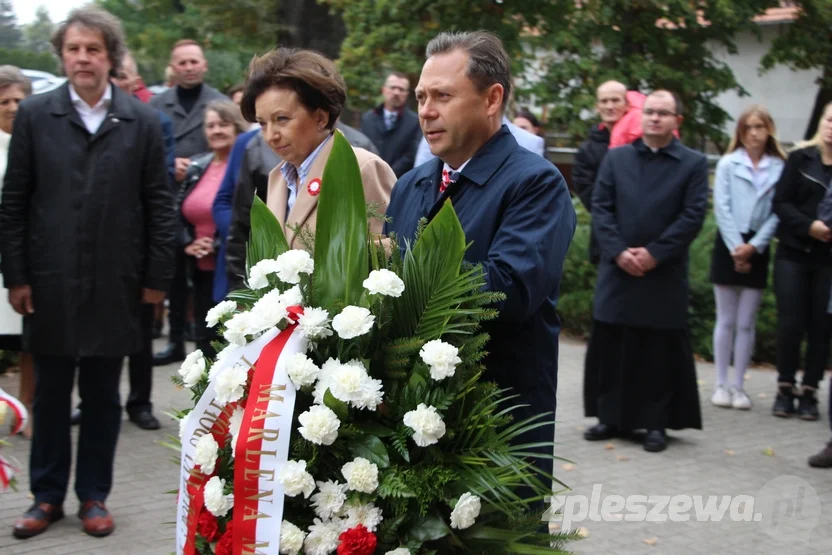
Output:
top-left (385, 31), bottom-right (576, 507)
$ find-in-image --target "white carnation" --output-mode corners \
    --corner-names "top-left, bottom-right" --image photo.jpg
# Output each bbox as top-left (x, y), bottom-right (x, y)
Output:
top-left (278, 459), bottom-right (316, 498)
top-left (206, 300), bottom-right (237, 328)
top-left (363, 269), bottom-right (405, 297)
top-left (286, 353), bottom-right (320, 389)
top-left (420, 339), bottom-right (462, 381)
top-left (403, 403), bottom-right (446, 447)
top-left (250, 288), bottom-right (289, 332)
top-left (298, 405), bottom-right (340, 445)
top-left (304, 518), bottom-right (341, 555)
top-left (194, 433), bottom-right (219, 475)
top-left (249, 258), bottom-right (280, 290)
top-left (279, 520), bottom-right (306, 554)
top-left (342, 502), bottom-right (383, 532)
top-left (313, 358), bottom-right (341, 404)
top-left (328, 360), bottom-right (383, 410)
top-left (275, 249), bottom-right (315, 284)
top-left (386, 549), bottom-right (411, 555)
top-left (341, 457), bottom-right (379, 494)
top-left (311, 480), bottom-right (348, 520)
top-left (223, 311), bottom-right (256, 346)
top-left (298, 307), bottom-right (333, 341)
top-left (178, 349), bottom-right (206, 388)
top-left (331, 306), bottom-right (375, 340)
top-left (178, 412), bottom-right (190, 441)
top-left (214, 363), bottom-right (249, 405)
top-left (227, 407), bottom-right (244, 454)
top-left (204, 476), bottom-right (233, 517)
top-left (280, 285), bottom-right (304, 307)
top-left (450, 492), bottom-right (481, 530)
top-left (210, 344), bottom-right (237, 380)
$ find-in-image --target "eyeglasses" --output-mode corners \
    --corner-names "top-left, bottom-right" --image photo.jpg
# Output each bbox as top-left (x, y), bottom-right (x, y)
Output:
top-left (643, 109), bottom-right (677, 117)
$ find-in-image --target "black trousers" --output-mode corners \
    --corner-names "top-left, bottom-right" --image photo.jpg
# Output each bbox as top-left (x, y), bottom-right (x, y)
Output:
top-left (167, 250), bottom-right (188, 346)
top-left (126, 303), bottom-right (155, 415)
top-left (31, 355), bottom-right (123, 505)
top-left (193, 268), bottom-right (219, 358)
top-left (774, 256), bottom-right (832, 389)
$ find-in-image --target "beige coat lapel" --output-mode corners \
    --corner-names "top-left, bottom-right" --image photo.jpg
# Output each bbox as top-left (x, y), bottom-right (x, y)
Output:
top-left (285, 135), bottom-right (335, 247)
top-left (265, 164), bottom-right (289, 227)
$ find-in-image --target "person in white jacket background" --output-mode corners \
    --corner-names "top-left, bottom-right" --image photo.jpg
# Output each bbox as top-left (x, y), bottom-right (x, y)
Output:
top-left (709, 104), bottom-right (785, 411)
top-left (0, 65), bottom-right (33, 438)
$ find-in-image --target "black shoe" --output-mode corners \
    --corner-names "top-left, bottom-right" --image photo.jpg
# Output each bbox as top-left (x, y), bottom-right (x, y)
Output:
top-left (583, 423), bottom-right (619, 441)
top-left (797, 389), bottom-right (820, 421)
top-left (152, 343), bottom-right (185, 366)
top-left (71, 407), bottom-right (81, 426)
top-left (808, 439), bottom-right (832, 468)
top-left (128, 410), bottom-right (161, 430)
top-left (184, 323), bottom-right (197, 343)
top-left (772, 385), bottom-right (796, 418)
top-left (644, 429), bottom-right (667, 453)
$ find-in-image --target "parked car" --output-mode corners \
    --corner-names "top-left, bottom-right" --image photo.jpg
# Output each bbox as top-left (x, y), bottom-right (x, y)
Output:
top-left (21, 69), bottom-right (67, 95)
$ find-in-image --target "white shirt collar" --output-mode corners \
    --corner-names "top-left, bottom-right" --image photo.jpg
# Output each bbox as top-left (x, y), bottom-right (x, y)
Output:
top-left (739, 148), bottom-right (771, 171)
top-left (443, 158), bottom-right (471, 175)
top-left (69, 83), bottom-right (112, 109)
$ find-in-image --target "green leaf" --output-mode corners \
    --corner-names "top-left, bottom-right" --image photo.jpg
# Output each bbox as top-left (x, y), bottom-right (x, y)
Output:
top-left (323, 389), bottom-right (349, 421)
top-left (246, 196), bottom-right (289, 278)
top-left (353, 421), bottom-right (396, 438)
top-left (311, 130), bottom-right (369, 309)
top-left (348, 434), bottom-right (390, 468)
top-left (405, 514), bottom-right (451, 543)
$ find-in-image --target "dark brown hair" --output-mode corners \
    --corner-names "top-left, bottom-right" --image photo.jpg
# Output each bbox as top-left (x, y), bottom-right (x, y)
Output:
top-left (51, 5), bottom-right (126, 77)
top-left (240, 48), bottom-right (346, 128)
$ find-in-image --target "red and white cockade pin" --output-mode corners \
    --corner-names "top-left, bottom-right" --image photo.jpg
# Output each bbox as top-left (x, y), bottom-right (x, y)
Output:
top-left (308, 178), bottom-right (322, 196)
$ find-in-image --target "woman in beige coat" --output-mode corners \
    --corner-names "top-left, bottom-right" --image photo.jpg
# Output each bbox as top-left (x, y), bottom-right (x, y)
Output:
top-left (239, 48), bottom-right (396, 249)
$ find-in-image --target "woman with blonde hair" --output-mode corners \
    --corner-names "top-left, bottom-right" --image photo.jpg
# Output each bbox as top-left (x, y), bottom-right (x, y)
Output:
top-left (771, 101), bottom-right (832, 422)
top-left (0, 65), bottom-right (33, 437)
top-left (709, 105), bottom-right (785, 410)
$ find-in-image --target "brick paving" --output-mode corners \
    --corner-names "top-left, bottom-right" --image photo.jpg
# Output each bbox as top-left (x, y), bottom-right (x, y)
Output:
top-left (1, 336), bottom-right (830, 554)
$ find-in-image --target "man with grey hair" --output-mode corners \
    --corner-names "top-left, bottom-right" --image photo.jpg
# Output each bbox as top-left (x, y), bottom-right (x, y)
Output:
top-left (385, 31), bottom-right (576, 513)
top-left (1, 5), bottom-right (176, 538)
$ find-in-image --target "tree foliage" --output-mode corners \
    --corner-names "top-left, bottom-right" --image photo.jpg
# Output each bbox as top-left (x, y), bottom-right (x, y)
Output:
top-left (22, 6), bottom-right (54, 55)
top-left (761, 1), bottom-right (831, 85)
top-left (526, 0), bottom-right (776, 150)
top-left (0, 0), bottom-right (22, 49)
top-left (322, 0), bottom-right (564, 111)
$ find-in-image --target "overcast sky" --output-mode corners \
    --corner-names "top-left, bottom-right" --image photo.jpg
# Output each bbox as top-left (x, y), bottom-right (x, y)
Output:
top-left (11, 0), bottom-right (86, 25)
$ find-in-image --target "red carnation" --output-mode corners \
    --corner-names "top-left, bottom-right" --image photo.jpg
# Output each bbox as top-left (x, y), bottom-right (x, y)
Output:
top-left (215, 521), bottom-right (234, 555)
top-left (196, 508), bottom-right (220, 542)
top-left (337, 524), bottom-right (377, 555)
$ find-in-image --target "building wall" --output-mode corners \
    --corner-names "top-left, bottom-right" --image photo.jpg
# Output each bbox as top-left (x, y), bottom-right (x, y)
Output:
top-left (713, 24), bottom-right (820, 145)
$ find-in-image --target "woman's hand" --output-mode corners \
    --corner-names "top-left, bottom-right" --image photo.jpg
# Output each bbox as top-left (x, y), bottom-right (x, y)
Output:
top-left (185, 237), bottom-right (215, 258)
top-left (734, 260), bottom-right (752, 274)
top-left (731, 243), bottom-right (756, 264)
top-left (809, 220), bottom-right (832, 243)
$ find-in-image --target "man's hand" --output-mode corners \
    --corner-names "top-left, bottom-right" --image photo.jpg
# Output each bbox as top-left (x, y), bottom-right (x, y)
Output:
top-left (175, 157), bottom-right (191, 182)
top-left (809, 220), bottom-right (832, 243)
top-left (142, 288), bottom-right (166, 304)
top-left (8, 285), bottom-right (33, 315)
top-left (615, 250), bottom-right (646, 277)
top-left (731, 243), bottom-right (756, 264)
top-left (629, 247), bottom-right (657, 273)
top-left (185, 237), bottom-right (215, 258)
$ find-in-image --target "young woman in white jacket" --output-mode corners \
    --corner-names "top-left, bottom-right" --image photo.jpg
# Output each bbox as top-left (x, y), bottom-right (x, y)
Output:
top-left (710, 105), bottom-right (786, 410)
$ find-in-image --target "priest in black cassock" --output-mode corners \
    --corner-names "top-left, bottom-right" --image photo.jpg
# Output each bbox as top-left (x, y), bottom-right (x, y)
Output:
top-left (583, 90), bottom-right (708, 453)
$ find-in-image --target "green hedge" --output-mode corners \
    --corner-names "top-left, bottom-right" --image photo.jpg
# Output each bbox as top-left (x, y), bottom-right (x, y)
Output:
top-left (559, 200), bottom-right (778, 363)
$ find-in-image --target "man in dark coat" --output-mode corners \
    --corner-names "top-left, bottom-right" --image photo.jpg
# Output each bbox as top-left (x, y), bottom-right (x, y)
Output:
top-left (0, 6), bottom-right (175, 538)
top-left (221, 120), bottom-right (378, 292)
top-left (385, 31), bottom-right (576, 510)
top-left (583, 90), bottom-right (708, 453)
top-left (150, 39), bottom-right (227, 366)
top-left (572, 80), bottom-right (628, 264)
top-left (360, 72), bottom-right (421, 177)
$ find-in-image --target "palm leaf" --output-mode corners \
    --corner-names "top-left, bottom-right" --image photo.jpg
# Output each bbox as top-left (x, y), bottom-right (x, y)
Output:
top-left (246, 196), bottom-right (289, 278)
top-left (311, 130), bottom-right (368, 309)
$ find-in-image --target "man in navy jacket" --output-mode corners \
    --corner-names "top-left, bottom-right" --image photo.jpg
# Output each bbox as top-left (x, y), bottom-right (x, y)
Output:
top-left (385, 31), bottom-right (576, 504)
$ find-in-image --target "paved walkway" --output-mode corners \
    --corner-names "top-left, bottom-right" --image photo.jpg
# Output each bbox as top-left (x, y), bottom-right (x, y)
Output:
top-left (1, 337), bottom-right (830, 554)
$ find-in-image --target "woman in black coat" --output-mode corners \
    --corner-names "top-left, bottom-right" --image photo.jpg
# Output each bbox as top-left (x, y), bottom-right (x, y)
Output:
top-left (178, 100), bottom-right (248, 357)
top-left (771, 101), bottom-right (832, 422)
